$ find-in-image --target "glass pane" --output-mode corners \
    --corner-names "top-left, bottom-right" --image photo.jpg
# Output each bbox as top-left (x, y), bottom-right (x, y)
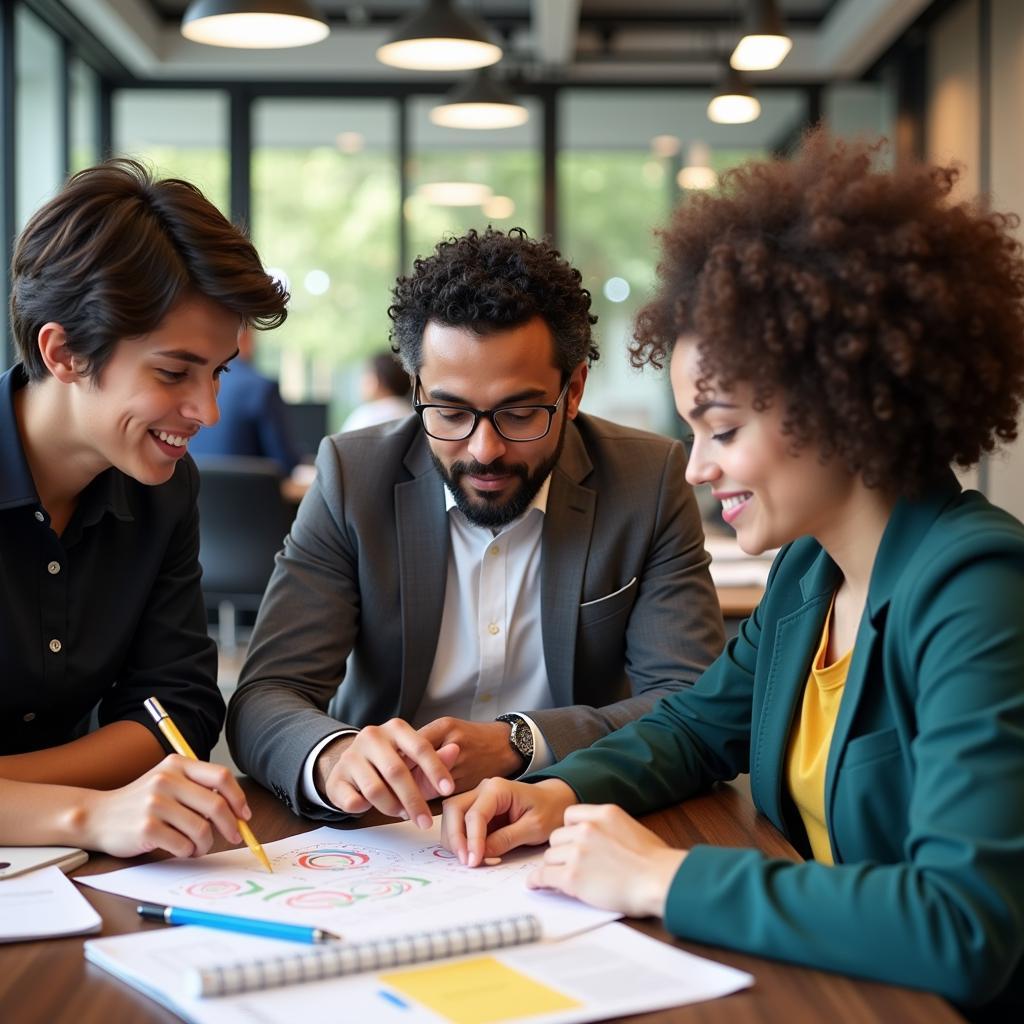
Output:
top-left (251, 98), bottom-right (401, 429)
top-left (15, 6), bottom-right (63, 230)
top-left (70, 57), bottom-right (100, 173)
top-left (559, 88), bottom-right (807, 438)
top-left (406, 93), bottom-right (541, 265)
top-left (112, 90), bottom-right (229, 213)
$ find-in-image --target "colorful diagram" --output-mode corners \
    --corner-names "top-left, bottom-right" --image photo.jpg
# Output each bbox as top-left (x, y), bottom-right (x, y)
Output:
top-left (348, 876), bottom-right (430, 900)
top-left (284, 890), bottom-right (356, 910)
top-left (295, 848), bottom-right (370, 871)
top-left (185, 879), bottom-right (246, 900)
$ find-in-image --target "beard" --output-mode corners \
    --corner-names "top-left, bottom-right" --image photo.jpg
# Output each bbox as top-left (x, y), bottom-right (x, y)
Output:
top-left (430, 416), bottom-right (568, 529)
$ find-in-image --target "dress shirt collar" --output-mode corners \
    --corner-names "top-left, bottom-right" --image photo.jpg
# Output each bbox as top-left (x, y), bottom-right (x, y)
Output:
top-left (0, 363), bottom-right (133, 523)
top-left (443, 471), bottom-right (552, 524)
top-left (0, 364), bottom-right (41, 510)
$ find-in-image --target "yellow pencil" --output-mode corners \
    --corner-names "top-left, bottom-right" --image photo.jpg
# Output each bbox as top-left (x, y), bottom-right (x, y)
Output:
top-left (143, 697), bottom-right (272, 873)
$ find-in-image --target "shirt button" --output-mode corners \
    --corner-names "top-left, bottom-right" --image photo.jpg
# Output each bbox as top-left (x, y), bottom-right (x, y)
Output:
top-left (47, 561), bottom-right (61, 575)
top-left (489, 545), bottom-right (500, 556)
top-left (487, 622), bottom-right (500, 636)
top-left (23, 712), bottom-right (36, 722)
top-left (34, 510), bottom-right (45, 522)
top-left (478, 694), bottom-right (493, 703)
top-left (49, 638), bottom-right (62, 654)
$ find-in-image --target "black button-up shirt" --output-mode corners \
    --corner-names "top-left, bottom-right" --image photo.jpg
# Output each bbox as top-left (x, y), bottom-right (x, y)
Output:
top-left (0, 364), bottom-right (222, 757)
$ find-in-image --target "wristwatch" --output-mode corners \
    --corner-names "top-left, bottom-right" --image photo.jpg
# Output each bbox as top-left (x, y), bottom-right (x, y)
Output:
top-left (495, 713), bottom-right (534, 772)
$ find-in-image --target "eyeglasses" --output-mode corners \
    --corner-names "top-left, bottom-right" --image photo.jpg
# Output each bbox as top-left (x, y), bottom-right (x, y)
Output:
top-left (414, 376), bottom-right (570, 442)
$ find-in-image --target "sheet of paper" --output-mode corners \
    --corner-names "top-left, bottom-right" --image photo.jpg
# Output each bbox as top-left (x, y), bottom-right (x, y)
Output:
top-left (85, 921), bottom-right (754, 1024)
top-left (78, 820), bottom-right (616, 941)
top-left (0, 865), bottom-right (101, 942)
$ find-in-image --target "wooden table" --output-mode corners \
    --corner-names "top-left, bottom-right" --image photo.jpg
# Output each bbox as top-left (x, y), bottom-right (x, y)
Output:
top-left (716, 584), bottom-right (764, 620)
top-left (0, 780), bottom-right (964, 1024)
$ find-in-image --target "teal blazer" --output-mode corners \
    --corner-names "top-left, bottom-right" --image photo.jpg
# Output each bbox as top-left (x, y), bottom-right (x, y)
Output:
top-left (537, 475), bottom-right (1024, 1010)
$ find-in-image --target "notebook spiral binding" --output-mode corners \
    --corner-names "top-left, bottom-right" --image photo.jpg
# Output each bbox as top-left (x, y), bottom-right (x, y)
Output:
top-left (188, 912), bottom-right (543, 999)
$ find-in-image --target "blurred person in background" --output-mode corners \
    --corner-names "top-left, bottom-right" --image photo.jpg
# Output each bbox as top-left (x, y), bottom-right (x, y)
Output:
top-left (341, 351), bottom-right (412, 432)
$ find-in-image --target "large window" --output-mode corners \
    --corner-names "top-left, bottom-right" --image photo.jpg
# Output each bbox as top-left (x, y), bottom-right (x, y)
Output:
top-left (405, 94), bottom-right (541, 264)
top-left (112, 90), bottom-right (230, 213)
top-left (559, 88), bottom-right (806, 436)
top-left (69, 57), bottom-right (100, 173)
top-left (251, 98), bottom-right (401, 426)
top-left (15, 6), bottom-right (62, 230)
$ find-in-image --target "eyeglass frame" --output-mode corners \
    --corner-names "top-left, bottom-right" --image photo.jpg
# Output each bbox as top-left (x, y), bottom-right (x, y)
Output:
top-left (413, 374), bottom-right (571, 442)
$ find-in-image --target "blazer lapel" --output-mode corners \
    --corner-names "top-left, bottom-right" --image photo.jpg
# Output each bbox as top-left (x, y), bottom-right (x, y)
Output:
top-left (541, 423), bottom-right (595, 706)
top-left (821, 472), bottom-right (961, 852)
top-left (395, 435), bottom-right (449, 720)
top-left (751, 549), bottom-right (839, 827)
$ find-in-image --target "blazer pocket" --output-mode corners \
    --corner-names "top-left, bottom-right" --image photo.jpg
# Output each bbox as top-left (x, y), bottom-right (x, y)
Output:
top-left (578, 577), bottom-right (638, 627)
top-left (841, 727), bottom-right (901, 769)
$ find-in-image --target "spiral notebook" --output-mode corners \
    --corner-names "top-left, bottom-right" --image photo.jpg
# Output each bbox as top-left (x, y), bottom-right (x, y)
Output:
top-left (84, 920), bottom-right (754, 1024)
top-left (190, 913), bottom-right (541, 997)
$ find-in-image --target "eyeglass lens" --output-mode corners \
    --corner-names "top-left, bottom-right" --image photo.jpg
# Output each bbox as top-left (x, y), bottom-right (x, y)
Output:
top-left (421, 405), bottom-right (552, 441)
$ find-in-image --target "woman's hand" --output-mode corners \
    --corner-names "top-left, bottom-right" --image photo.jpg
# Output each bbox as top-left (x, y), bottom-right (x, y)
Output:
top-left (527, 804), bottom-right (688, 918)
top-left (441, 777), bottom-right (578, 866)
top-left (75, 754), bottom-right (251, 859)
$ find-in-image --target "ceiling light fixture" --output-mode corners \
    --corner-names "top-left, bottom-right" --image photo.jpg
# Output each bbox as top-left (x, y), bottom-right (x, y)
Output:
top-left (650, 134), bottom-right (681, 158)
top-left (677, 142), bottom-right (717, 191)
top-left (430, 70), bottom-right (529, 130)
top-left (181, 0), bottom-right (329, 48)
top-left (483, 195), bottom-right (516, 219)
top-left (730, 0), bottom-right (793, 72)
top-left (377, 0), bottom-right (502, 71)
top-left (708, 67), bottom-right (761, 124)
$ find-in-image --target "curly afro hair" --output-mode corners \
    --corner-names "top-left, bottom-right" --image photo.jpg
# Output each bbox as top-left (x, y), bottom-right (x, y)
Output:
top-left (632, 129), bottom-right (1024, 496)
top-left (389, 227), bottom-right (598, 376)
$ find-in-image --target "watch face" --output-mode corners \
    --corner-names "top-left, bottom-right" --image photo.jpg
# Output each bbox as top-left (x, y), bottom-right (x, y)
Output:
top-left (500, 715), bottom-right (533, 760)
top-left (511, 719), bottom-right (534, 759)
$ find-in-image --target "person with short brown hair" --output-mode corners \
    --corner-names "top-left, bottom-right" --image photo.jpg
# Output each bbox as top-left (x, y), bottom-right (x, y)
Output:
top-left (442, 133), bottom-right (1024, 1015)
top-left (0, 158), bottom-right (288, 858)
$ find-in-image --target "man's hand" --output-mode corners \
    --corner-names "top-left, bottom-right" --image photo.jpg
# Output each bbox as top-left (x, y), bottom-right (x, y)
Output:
top-left (313, 719), bottom-right (459, 828)
top-left (418, 717), bottom-right (523, 792)
top-left (527, 804), bottom-right (688, 918)
top-left (440, 777), bottom-right (577, 867)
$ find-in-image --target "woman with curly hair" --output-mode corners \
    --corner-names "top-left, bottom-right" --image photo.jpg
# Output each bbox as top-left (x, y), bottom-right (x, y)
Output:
top-left (440, 130), bottom-right (1024, 1015)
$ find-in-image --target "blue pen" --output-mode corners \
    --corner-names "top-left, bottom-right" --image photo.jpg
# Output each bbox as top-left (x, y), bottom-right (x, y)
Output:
top-left (137, 902), bottom-right (341, 944)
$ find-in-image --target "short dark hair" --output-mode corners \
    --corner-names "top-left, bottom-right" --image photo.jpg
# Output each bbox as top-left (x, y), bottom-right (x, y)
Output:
top-left (632, 130), bottom-right (1024, 495)
top-left (369, 352), bottom-right (411, 398)
top-left (11, 158), bottom-right (288, 382)
top-left (388, 227), bottom-right (598, 375)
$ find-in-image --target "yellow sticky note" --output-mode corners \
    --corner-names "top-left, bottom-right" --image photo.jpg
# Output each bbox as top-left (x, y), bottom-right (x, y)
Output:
top-left (380, 955), bottom-right (581, 1024)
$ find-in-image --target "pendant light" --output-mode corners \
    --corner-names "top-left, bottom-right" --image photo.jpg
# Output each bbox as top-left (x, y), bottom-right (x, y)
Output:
top-left (181, 0), bottom-right (329, 48)
top-left (377, 0), bottom-right (502, 71)
top-left (677, 142), bottom-right (717, 191)
top-left (708, 67), bottom-right (761, 125)
top-left (730, 0), bottom-right (792, 72)
top-left (430, 70), bottom-right (528, 130)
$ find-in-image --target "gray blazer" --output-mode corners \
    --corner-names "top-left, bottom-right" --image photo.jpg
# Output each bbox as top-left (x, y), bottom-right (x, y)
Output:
top-left (227, 412), bottom-right (725, 818)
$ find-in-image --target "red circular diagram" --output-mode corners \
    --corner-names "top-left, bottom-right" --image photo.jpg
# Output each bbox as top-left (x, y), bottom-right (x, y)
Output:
top-left (285, 890), bottom-right (356, 909)
top-left (185, 880), bottom-right (243, 899)
top-left (294, 848), bottom-right (370, 870)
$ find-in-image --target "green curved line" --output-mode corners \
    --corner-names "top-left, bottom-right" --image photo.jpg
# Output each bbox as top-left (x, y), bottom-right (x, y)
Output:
top-left (262, 885), bottom-right (316, 901)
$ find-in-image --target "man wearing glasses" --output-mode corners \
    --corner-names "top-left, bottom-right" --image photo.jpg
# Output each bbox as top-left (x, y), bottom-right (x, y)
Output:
top-left (228, 228), bottom-right (724, 824)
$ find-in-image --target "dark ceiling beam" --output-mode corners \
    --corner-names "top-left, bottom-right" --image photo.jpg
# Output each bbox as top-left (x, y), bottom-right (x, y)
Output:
top-left (150, 7), bottom-right (828, 32)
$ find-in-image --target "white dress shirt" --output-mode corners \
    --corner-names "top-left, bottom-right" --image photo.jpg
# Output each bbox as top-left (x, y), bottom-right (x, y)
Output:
top-left (302, 475), bottom-right (556, 810)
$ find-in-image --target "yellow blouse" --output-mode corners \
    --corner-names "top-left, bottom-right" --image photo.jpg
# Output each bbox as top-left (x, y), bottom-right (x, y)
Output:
top-left (785, 598), bottom-right (852, 864)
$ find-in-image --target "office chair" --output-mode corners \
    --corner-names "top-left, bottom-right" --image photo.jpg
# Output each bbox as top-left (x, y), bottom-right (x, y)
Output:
top-left (195, 455), bottom-right (292, 651)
